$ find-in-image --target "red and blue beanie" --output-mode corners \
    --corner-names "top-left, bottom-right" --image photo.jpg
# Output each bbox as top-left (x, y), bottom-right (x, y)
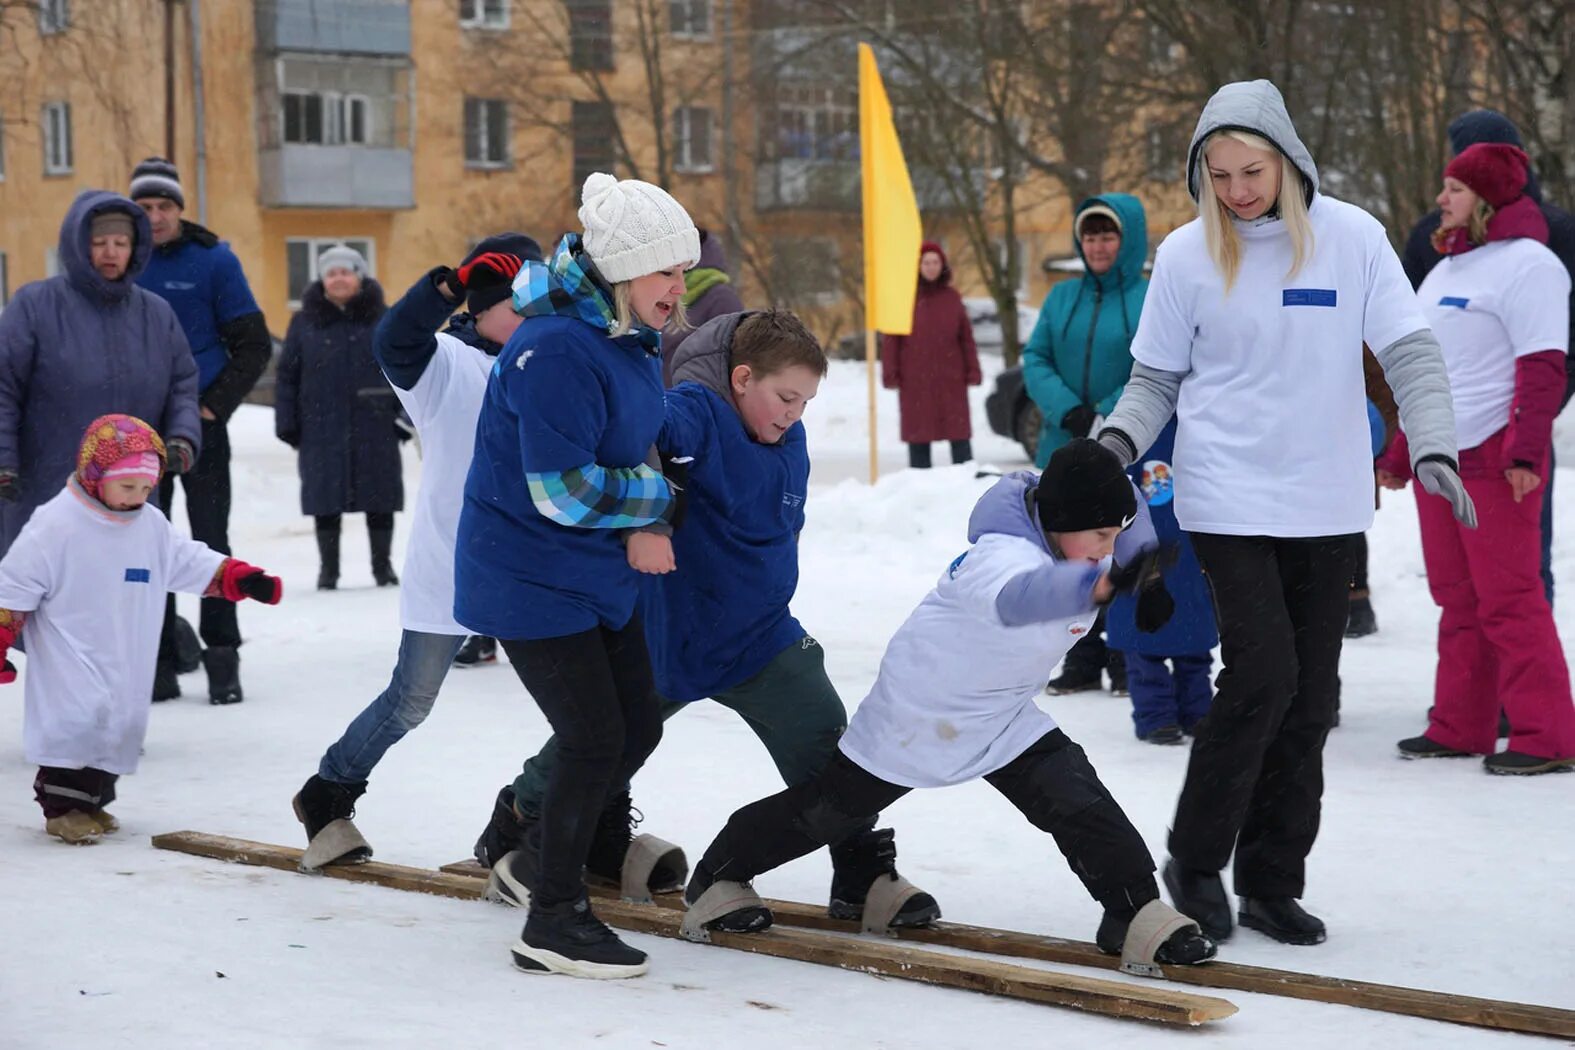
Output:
top-left (77, 414), bottom-right (166, 501)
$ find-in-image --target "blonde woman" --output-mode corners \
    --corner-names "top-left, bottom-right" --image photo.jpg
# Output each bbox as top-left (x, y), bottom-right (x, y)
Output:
top-left (1097, 81), bottom-right (1469, 947)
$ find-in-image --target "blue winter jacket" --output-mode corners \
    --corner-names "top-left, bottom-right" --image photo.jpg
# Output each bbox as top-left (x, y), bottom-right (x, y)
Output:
top-left (1106, 418), bottom-right (1218, 656)
top-left (1022, 193), bottom-right (1149, 467)
top-left (0, 190), bottom-right (200, 555)
top-left (135, 224), bottom-right (262, 395)
top-left (644, 312), bottom-right (810, 702)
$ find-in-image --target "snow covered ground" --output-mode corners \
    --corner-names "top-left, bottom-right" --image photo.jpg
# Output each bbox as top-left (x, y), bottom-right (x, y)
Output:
top-left (2, 358), bottom-right (1572, 1049)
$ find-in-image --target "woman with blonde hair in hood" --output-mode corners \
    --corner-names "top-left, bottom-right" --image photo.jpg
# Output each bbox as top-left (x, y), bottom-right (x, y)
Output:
top-left (1097, 80), bottom-right (1469, 947)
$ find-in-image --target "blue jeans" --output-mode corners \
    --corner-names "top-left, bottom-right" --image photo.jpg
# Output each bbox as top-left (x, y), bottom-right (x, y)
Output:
top-left (1540, 449), bottom-right (1555, 606)
top-left (1126, 652), bottom-right (1214, 737)
top-left (319, 630), bottom-right (466, 784)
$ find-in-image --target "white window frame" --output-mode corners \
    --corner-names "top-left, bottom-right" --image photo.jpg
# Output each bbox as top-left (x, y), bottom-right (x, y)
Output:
top-left (673, 105), bottom-right (714, 174)
top-left (286, 237), bottom-right (377, 310)
top-left (464, 97), bottom-right (510, 169)
top-left (39, 0), bottom-right (69, 35)
top-left (341, 94), bottom-right (371, 145)
top-left (460, 0), bottom-right (510, 30)
top-left (41, 101), bottom-right (72, 175)
top-left (670, 0), bottom-right (712, 39)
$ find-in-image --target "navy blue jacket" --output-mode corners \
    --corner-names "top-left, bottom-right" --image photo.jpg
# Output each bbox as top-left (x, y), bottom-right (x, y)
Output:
top-left (1106, 418), bottom-right (1218, 656)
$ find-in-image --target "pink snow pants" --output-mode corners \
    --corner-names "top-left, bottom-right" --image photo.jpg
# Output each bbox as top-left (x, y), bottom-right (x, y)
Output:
top-left (1416, 473), bottom-right (1575, 759)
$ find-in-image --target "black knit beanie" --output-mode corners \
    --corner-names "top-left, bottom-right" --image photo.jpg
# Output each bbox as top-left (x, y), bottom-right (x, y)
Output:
top-left (462, 232), bottom-right (544, 315)
top-left (1036, 439), bottom-right (1137, 532)
top-left (129, 156), bottom-right (185, 209)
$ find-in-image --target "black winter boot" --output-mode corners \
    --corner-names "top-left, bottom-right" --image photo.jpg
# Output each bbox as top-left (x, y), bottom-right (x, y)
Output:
top-left (1345, 594), bottom-right (1378, 638)
top-left (202, 646), bottom-right (243, 705)
top-left (1095, 906), bottom-right (1218, 965)
top-left (292, 775), bottom-right (368, 842)
top-left (172, 614), bottom-right (202, 674)
top-left (370, 525), bottom-right (399, 587)
top-left (586, 791), bottom-right (686, 893)
top-left (152, 659), bottom-right (181, 702)
top-left (511, 895), bottom-right (648, 979)
top-left (828, 827), bottom-right (940, 928)
top-left (474, 786), bottom-right (535, 869)
top-left (1238, 896), bottom-right (1327, 945)
top-left (1162, 859), bottom-right (1233, 942)
top-left (683, 861), bottom-right (774, 933)
top-left (316, 525), bottom-right (340, 591)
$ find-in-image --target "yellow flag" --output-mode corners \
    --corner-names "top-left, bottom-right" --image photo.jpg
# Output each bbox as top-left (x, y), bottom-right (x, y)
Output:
top-left (859, 42), bottom-right (922, 336)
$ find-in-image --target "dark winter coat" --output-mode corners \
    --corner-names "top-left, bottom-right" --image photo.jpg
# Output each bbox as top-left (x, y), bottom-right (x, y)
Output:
top-left (275, 280), bottom-right (403, 516)
top-left (0, 189), bottom-right (200, 555)
top-left (663, 232), bottom-right (745, 386)
top-left (881, 244), bottom-right (982, 443)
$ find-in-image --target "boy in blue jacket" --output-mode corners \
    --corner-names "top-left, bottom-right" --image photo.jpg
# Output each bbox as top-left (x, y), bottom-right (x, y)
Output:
top-left (1107, 418), bottom-right (1218, 744)
top-left (479, 310), bottom-right (940, 930)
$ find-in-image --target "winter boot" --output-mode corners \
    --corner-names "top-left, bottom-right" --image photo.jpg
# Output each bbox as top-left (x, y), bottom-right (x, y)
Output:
top-left (1483, 751), bottom-right (1575, 775)
top-left (316, 525), bottom-right (340, 591)
top-left (511, 895), bottom-right (648, 979)
top-left (292, 775), bottom-right (371, 868)
top-left (1108, 653), bottom-right (1129, 697)
top-left (46, 810), bottom-right (103, 845)
top-left (1141, 725), bottom-right (1185, 746)
top-left (1162, 858), bottom-right (1233, 942)
top-left (370, 525), bottom-right (399, 587)
top-left (173, 614), bottom-right (202, 674)
top-left (1238, 896), bottom-right (1327, 945)
top-left (828, 827), bottom-right (941, 930)
top-left (454, 635), bottom-right (498, 668)
top-left (152, 659), bottom-right (181, 702)
top-left (202, 646), bottom-right (243, 705)
top-left (87, 809), bottom-right (120, 834)
top-left (1095, 899), bottom-right (1218, 970)
top-left (474, 786), bottom-right (535, 869)
top-left (1345, 593), bottom-right (1378, 638)
top-left (1397, 735), bottom-right (1472, 759)
top-left (586, 791), bottom-right (688, 898)
top-left (683, 862), bottom-right (774, 934)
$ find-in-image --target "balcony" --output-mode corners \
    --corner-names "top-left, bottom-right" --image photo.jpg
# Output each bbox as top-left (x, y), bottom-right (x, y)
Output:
top-left (258, 145), bottom-right (413, 209)
top-left (256, 0), bottom-right (411, 56)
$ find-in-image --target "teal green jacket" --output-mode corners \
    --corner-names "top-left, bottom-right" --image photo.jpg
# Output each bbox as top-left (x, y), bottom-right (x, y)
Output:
top-left (1022, 193), bottom-right (1149, 467)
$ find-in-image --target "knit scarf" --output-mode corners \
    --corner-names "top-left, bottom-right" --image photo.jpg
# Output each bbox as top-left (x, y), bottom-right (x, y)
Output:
top-left (512, 234), bottom-right (662, 352)
top-left (683, 267), bottom-right (730, 307)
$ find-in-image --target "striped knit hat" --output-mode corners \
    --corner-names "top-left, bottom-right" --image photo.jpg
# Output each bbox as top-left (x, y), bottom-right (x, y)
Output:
top-left (77, 414), bottom-right (167, 503)
top-left (129, 156), bottom-right (185, 209)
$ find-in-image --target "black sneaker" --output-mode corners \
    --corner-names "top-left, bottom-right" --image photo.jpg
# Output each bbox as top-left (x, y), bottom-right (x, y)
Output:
top-left (1045, 669), bottom-right (1103, 696)
top-left (586, 791), bottom-right (685, 894)
top-left (1345, 596), bottom-right (1378, 638)
top-left (511, 896), bottom-right (648, 979)
top-left (1162, 859), bottom-right (1233, 942)
top-left (1397, 735), bottom-right (1471, 759)
top-left (1238, 896), bottom-right (1326, 945)
top-left (474, 786), bottom-right (535, 869)
top-left (152, 660), bottom-right (180, 702)
top-left (202, 646), bottom-right (243, 705)
top-left (1483, 751), bottom-right (1575, 776)
top-left (487, 846), bottom-right (540, 908)
top-left (292, 775), bottom-right (368, 842)
top-left (1141, 725), bottom-right (1186, 746)
top-left (453, 636), bottom-right (498, 668)
top-left (827, 827), bottom-right (941, 928)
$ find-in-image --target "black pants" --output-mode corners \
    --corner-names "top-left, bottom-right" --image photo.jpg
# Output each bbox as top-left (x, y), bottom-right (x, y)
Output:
top-left (314, 512), bottom-right (396, 535)
top-left (158, 418), bottom-right (239, 657)
top-left (1349, 532), bottom-right (1369, 594)
top-left (1171, 533), bottom-right (1354, 898)
top-left (34, 766), bottom-right (118, 818)
top-left (500, 614), bottom-right (663, 908)
top-left (908, 440), bottom-right (972, 469)
top-left (697, 729), bottom-right (1159, 918)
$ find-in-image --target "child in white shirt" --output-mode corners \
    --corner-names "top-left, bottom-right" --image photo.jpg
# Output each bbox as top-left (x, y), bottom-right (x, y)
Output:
top-left (0, 414), bottom-right (281, 844)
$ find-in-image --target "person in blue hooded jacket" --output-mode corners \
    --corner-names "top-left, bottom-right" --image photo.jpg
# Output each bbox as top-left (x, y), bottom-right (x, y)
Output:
top-left (0, 190), bottom-right (200, 560)
top-left (1107, 418), bottom-right (1218, 744)
top-left (1024, 193), bottom-right (1150, 698)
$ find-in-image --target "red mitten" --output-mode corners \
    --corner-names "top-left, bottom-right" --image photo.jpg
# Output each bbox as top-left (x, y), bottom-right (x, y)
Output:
top-left (0, 660), bottom-right (15, 685)
top-left (0, 620), bottom-right (16, 685)
top-left (457, 251), bottom-right (525, 288)
top-left (218, 559), bottom-right (283, 605)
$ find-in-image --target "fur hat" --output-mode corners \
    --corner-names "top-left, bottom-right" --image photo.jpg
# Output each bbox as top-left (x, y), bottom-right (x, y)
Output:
top-left (577, 172), bottom-right (701, 284)
top-left (1036, 439), bottom-right (1137, 534)
top-left (129, 156), bottom-right (185, 209)
top-left (77, 414), bottom-right (166, 503)
top-left (1445, 143), bottom-right (1532, 209)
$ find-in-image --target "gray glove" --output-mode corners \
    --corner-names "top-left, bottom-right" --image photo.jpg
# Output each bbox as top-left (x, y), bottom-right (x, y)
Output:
top-left (1416, 458), bottom-right (1477, 529)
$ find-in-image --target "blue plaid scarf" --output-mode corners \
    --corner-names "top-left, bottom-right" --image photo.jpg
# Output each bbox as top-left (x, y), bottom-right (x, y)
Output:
top-left (511, 234), bottom-right (662, 354)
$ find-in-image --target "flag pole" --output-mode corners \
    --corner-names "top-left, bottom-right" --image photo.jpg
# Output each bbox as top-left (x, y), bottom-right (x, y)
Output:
top-left (866, 329), bottom-right (878, 484)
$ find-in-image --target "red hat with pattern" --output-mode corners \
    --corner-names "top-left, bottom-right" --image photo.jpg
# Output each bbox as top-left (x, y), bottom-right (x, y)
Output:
top-left (77, 414), bottom-right (166, 502)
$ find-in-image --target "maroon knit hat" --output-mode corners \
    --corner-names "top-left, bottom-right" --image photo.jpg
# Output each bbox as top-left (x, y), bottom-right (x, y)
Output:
top-left (1445, 143), bottom-right (1531, 208)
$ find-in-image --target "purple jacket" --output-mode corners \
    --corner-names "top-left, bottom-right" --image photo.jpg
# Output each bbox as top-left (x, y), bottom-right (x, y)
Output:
top-left (0, 190), bottom-right (200, 553)
top-left (662, 233), bottom-right (745, 386)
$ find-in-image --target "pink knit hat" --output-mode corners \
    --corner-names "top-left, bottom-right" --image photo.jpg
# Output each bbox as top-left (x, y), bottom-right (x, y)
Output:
top-left (76, 414), bottom-right (166, 503)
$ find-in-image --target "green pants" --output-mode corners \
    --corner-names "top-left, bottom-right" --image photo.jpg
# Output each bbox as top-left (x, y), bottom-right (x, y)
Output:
top-left (511, 635), bottom-right (848, 812)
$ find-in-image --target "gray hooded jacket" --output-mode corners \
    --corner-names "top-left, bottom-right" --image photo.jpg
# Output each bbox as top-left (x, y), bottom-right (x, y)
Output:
top-left (1101, 79), bottom-right (1458, 477)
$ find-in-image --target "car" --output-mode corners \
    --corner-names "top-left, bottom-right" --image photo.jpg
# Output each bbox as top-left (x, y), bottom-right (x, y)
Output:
top-left (985, 364), bottom-right (1041, 463)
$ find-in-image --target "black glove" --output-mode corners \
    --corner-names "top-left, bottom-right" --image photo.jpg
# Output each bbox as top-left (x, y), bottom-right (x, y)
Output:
top-left (0, 470), bottom-right (18, 503)
top-left (278, 430), bottom-right (300, 450)
top-left (660, 453), bottom-right (691, 530)
top-left (237, 570), bottom-right (282, 604)
top-left (1060, 404), bottom-right (1097, 438)
top-left (168, 437), bottom-right (196, 475)
top-left (1107, 542), bottom-right (1180, 633)
top-left (432, 266), bottom-right (465, 303)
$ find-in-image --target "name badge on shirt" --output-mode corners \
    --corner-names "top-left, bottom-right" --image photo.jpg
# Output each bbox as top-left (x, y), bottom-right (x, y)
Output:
top-left (1282, 288), bottom-right (1338, 307)
top-left (1439, 296), bottom-right (1470, 309)
top-left (124, 568), bottom-right (151, 583)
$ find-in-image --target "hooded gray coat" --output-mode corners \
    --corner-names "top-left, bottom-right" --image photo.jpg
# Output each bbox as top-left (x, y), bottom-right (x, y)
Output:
top-left (0, 190), bottom-right (200, 555)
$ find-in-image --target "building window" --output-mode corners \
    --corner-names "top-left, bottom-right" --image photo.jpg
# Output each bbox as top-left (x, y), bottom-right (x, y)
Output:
top-left (286, 238), bottom-right (376, 309)
top-left (283, 92), bottom-right (324, 144)
top-left (41, 101), bottom-right (72, 175)
top-left (464, 98), bottom-right (509, 168)
top-left (38, 0), bottom-right (69, 34)
top-left (572, 100), bottom-right (616, 188)
top-left (670, 0), bottom-right (711, 38)
top-left (771, 85), bottom-right (857, 162)
top-left (673, 106), bottom-right (713, 173)
top-left (567, 0), bottom-right (613, 71)
top-left (460, 0), bottom-right (509, 29)
top-left (284, 92), bottom-right (372, 146)
top-left (771, 237), bottom-right (840, 306)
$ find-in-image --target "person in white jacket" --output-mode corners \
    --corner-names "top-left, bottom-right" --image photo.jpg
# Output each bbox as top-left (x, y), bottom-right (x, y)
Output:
top-left (0, 414), bottom-right (281, 844)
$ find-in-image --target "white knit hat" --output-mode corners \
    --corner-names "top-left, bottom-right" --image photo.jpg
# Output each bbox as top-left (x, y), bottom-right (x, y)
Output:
top-left (317, 243), bottom-right (368, 277)
top-left (577, 172), bottom-right (701, 284)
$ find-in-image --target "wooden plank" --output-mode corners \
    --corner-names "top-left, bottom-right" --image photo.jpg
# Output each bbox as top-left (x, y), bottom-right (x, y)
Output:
top-left (438, 856), bottom-right (1575, 1040)
top-left (151, 831), bottom-right (1234, 1027)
